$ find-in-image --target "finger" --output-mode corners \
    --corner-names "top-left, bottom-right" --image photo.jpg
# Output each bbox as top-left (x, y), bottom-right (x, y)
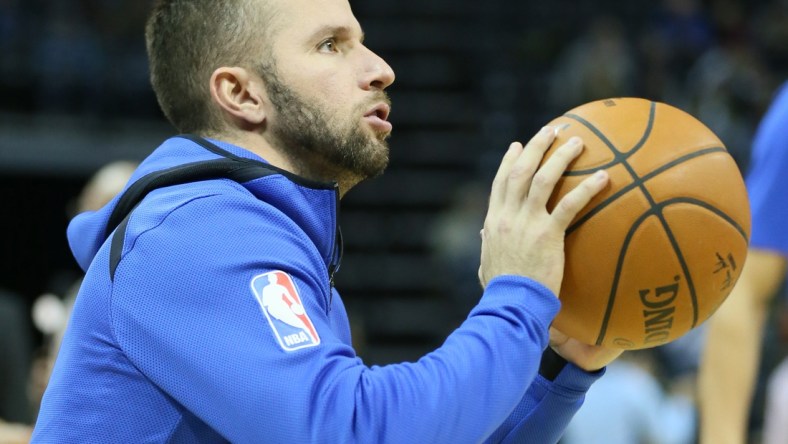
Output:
top-left (504, 126), bottom-right (558, 210)
top-left (488, 141), bottom-right (524, 213)
top-left (551, 169), bottom-right (609, 230)
top-left (525, 136), bottom-right (584, 210)
top-left (548, 326), bottom-right (569, 347)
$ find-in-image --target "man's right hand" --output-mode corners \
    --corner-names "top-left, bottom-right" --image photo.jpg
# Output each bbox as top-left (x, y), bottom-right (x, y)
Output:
top-left (478, 126), bottom-right (609, 296)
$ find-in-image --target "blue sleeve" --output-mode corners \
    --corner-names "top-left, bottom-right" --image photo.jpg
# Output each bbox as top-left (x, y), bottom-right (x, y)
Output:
top-left (746, 81), bottom-right (788, 256)
top-left (484, 351), bottom-right (603, 444)
top-left (111, 192), bottom-right (564, 443)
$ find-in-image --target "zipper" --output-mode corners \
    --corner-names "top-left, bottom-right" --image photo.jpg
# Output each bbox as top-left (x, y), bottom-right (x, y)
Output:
top-left (327, 184), bottom-right (343, 309)
top-left (328, 226), bottom-right (343, 289)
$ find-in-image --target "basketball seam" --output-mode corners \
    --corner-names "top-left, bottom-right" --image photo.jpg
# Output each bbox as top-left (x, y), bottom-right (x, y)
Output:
top-left (566, 102), bottom-right (703, 346)
top-left (565, 146), bottom-right (727, 235)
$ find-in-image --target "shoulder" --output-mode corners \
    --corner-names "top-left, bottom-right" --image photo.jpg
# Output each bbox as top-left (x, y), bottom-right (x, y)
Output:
top-left (126, 178), bottom-right (297, 241)
top-left (109, 173), bottom-right (333, 305)
top-left (115, 178), bottom-right (322, 275)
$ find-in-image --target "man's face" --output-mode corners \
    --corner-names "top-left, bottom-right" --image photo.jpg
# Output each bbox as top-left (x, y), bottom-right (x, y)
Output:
top-left (259, 0), bottom-right (395, 181)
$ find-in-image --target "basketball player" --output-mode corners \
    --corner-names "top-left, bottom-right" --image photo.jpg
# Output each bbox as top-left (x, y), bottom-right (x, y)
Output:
top-left (698, 81), bottom-right (788, 444)
top-left (32, 0), bottom-right (621, 442)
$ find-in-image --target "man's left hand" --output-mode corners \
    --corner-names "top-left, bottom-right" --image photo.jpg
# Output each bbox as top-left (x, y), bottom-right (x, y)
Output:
top-left (548, 327), bottom-right (623, 372)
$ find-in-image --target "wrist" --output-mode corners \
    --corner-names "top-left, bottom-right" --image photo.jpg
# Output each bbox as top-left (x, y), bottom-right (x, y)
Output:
top-left (539, 347), bottom-right (568, 381)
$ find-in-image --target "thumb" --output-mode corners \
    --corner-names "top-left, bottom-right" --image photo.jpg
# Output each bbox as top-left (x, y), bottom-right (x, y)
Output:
top-left (549, 327), bottom-right (569, 348)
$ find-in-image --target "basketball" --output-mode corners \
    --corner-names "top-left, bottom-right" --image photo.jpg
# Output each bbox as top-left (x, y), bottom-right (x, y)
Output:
top-left (542, 97), bottom-right (751, 350)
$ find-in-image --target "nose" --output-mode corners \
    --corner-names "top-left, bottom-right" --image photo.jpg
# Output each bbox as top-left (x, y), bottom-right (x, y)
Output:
top-left (360, 45), bottom-right (395, 90)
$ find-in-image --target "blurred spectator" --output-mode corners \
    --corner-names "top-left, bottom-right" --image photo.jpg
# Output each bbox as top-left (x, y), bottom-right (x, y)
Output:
top-left (24, 0), bottom-right (151, 118)
top-left (31, 0), bottom-right (106, 115)
top-left (762, 300), bottom-right (788, 444)
top-left (28, 161), bottom-right (137, 415)
top-left (0, 0), bottom-right (23, 82)
top-left (683, 16), bottom-right (775, 171)
top-left (708, 0), bottom-right (750, 43)
top-left (684, 47), bottom-right (768, 170)
top-left (650, 0), bottom-right (715, 77)
top-left (428, 181), bottom-right (488, 321)
top-left (547, 15), bottom-right (637, 113)
top-left (94, 0), bottom-right (155, 117)
top-left (638, 0), bottom-right (716, 105)
top-left (763, 365), bottom-right (788, 443)
top-left (0, 289), bottom-right (33, 438)
top-left (72, 160), bottom-right (138, 215)
top-left (562, 350), bottom-right (696, 444)
top-left (654, 323), bottom-right (708, 381)
top-left (751, 0), bottom-right (788, 70)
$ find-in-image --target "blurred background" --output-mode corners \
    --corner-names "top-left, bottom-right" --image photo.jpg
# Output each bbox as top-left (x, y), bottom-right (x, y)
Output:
top-left (1, 0), bottom-right (787, 441)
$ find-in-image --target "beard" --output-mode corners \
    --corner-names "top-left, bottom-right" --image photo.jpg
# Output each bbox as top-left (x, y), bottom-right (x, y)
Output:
top-left (259, 65), bottom-right (391, 182)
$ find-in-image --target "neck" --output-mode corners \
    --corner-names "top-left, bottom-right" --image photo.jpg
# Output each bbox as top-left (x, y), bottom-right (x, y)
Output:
top-left (207, 130), bottom-right (360, 198)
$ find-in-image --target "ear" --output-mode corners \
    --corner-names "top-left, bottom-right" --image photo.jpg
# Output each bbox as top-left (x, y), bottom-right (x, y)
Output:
top-left (209, 67), bottom-right (268, 128)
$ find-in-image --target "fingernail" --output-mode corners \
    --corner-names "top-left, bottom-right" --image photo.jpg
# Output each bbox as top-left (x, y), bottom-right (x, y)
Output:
top-left (569, 136), bottom-right (582, 146)
top-left (594, 170), bottom-right (608, 181)
top-left (541, 126), bottom-right (554, 137)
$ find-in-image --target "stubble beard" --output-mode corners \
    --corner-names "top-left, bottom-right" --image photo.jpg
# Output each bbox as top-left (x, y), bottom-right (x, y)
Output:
top-left (260, 66), bottom-right (391, 185)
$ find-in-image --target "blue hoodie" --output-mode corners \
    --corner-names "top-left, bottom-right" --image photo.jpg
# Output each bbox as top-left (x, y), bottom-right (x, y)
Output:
top-left (33, 135), bottom-right (602, 443)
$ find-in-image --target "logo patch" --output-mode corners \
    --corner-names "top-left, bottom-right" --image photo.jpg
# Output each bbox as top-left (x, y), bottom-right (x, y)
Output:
top-left (250, 271), bottom-right (320, 351)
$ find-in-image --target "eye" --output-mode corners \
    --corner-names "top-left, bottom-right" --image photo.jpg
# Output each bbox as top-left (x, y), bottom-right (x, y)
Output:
top-left (318, 38), bottom-right (339, 53)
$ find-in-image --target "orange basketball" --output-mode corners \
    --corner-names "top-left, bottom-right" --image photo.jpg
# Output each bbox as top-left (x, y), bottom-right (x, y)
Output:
top-left (543, 97), bottom-right (750, 350)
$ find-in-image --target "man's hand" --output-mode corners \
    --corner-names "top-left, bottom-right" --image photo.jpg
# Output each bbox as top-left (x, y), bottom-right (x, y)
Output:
top-left (478, 126), bottom-right (609, 296)
top-left (548, 327), bottom-right (623, 371)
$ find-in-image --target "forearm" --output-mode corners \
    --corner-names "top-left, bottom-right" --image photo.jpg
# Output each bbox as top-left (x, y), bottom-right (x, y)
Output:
top-left (485, 349), bottom-right (603, 444)
top-left (344, 276), bottom-right (560, 443)
top-left (0, 421), bottom-right (32, 444)
top-left (698, 283), bottom-right (768, 443)
top-left (698, 250), bottom-right (787, 444)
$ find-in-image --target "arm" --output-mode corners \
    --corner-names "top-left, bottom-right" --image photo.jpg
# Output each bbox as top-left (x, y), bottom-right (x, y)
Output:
top-left (484, 330), bottom-right (620, 444)
top-left (479, 131), bottom-right (622, 443)
top-left (485, 350), bottom-right (603, 444)
top-left (698, 249), bottom-right (786, 444)
top-left (112, 201), bottom-right (560, 443)
top-left (111, 129), bottom-right (611, 443)
top-left (699, 82), bottom-right (788, 444)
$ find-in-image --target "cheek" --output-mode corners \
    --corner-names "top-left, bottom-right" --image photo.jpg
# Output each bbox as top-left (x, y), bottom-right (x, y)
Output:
top-left (304, 65), bottom-right (357, 107)
top-left (282, 61), bottom-right (362, 120)
top-left (321, 76), bottom-right (356, 112)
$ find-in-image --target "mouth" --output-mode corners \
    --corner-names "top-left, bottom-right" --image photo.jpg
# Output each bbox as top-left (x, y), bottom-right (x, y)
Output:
top-left (363, 103), bottom-right (393, 133)
top-left (364, 103), bottom-right (391, 122)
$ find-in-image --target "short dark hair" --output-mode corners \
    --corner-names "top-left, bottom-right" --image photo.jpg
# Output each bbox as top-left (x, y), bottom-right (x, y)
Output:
top-left (145, 0), bottom-right (273, 134)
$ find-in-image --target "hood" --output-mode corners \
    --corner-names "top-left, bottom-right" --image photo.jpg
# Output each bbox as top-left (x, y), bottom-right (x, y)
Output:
top-left (67, 136), bottom-right (340, 272)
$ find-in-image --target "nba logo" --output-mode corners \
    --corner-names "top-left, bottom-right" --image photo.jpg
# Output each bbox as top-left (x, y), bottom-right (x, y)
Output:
top-left (250, 271), bottom-right (321, 351)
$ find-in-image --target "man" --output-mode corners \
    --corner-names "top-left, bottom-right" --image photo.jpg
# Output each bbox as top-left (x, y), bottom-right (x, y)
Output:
top-left (33, 0), bottom-right (620, 442)
top-left (698, 82), bottom-right (788, 444)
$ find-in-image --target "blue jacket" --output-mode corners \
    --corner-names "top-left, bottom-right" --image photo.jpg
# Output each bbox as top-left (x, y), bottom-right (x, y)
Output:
top-left (33, 135), bottom-right (602, 443)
